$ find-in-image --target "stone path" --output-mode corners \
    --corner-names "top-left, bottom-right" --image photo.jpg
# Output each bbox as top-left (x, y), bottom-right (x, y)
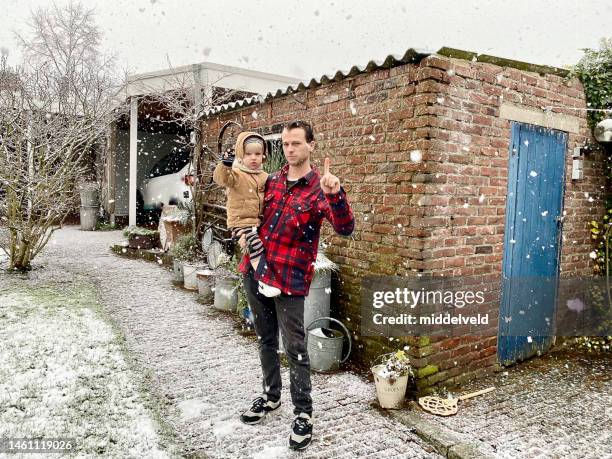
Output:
top-left (33, 226), bottom-right (440, 458)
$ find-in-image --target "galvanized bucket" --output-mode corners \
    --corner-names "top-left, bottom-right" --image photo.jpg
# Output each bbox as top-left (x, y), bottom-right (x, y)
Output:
top-left (303, 270), bottom-right (332, 329)
top-left (213, 277), bottom-right (238, 311)
top-left (79, 206), bottom-right (98, 231)
top-left (79, 188), bottom-right (99, 207)
top-left (172, 259), bottom-right (184, 283)
top-left (306, 317), bottom-right (352, 373)
top-left (183, 263), bottom-right (201, 290)
top-left (196, 269), bottom-right (215, 304)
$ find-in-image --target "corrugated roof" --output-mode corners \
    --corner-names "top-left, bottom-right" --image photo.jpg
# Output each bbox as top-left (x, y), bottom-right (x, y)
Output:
top-left (205, 46), bottom-right (570, 117)
top-left (205, 47), bottom-right (432, 116)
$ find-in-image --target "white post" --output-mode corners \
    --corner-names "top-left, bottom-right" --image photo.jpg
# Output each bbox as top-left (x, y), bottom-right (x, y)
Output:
top-left (129, 97), bottom-right (138, 226)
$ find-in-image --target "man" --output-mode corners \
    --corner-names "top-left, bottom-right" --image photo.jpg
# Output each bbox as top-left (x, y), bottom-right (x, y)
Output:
top-left (238, 120), bottom-right (354, 450)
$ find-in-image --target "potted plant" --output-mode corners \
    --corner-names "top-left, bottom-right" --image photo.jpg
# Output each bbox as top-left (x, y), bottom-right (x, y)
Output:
top-left (371, 350), bottom-right (414, 409)
top-left (213, 253), bottom-right (240, 311)
top-left (123, 226), bottom-right (160, 250)
top-left (169, 234), bottom-right (203, 289)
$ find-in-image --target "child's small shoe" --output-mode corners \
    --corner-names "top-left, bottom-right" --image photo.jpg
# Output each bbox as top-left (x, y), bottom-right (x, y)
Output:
top-left (258, 281), bottom-right (281, 298)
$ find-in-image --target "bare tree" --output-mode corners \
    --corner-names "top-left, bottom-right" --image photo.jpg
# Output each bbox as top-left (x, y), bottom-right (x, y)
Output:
top-left (0, 2), bottom-right (122, 271)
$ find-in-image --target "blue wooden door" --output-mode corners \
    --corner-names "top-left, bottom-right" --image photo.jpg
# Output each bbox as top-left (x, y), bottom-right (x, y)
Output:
top-left (498, 122), bottom-right (567, 365)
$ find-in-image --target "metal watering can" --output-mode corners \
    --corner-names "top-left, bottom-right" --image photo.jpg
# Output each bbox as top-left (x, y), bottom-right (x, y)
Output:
top-left (306, 317), bottom-right (352, 373)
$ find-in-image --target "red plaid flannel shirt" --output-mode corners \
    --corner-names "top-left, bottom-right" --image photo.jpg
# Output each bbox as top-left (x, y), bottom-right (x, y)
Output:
top-left (239, 164), bottom-right (354, 296)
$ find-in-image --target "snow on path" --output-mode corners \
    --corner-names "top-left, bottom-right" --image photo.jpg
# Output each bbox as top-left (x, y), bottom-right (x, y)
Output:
top-left (32, 226), bottom-right (439, 458)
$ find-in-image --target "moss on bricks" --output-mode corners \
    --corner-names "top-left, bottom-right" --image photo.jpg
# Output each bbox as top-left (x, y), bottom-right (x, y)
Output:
top-left (417, 364), bottom-right (439, 379)
top-left (416, 345), bottom-right (436, 358)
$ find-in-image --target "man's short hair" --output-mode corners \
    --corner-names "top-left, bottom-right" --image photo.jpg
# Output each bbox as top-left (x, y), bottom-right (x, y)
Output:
top-left (283, 120), bottom-right (314, 143)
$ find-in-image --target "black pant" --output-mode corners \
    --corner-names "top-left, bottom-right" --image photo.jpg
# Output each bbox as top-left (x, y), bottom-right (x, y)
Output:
top-left (243, 269), bottom-right (312, 415)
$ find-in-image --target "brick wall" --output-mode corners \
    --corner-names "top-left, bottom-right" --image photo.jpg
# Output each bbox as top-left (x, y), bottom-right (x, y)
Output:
top-left (200, 53), bottom-right (605, 393)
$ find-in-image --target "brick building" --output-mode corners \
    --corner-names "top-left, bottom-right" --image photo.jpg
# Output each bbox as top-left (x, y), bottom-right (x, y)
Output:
top-left (199, 47), bottom-right (605, 392)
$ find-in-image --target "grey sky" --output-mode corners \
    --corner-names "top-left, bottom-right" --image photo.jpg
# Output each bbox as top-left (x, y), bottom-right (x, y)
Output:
top-left (1, 0), bottom-right (611, 81)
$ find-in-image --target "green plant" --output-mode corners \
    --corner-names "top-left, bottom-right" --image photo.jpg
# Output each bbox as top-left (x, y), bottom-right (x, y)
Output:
top-left (122, 226), bottom-right (159, 238)
top-left (570, 38), bottom-right (612, 352)
top-left (570, 38), bottom-right (612, 130)
top-left (375, 350), bottom-right (414, 380)
top-left (571, 39), bottom-right (612, 274)
top-left (215, 253), bottom-right (241, 281)
top-left (168, 234), bottom-right (200, 263)
top-left (95, 222), bottom-right (117, 231)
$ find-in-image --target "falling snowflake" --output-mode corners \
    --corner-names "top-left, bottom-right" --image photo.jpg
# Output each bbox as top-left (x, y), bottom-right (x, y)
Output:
top-left (530, 171), bottom-right (538, 177)
top-left (541, 211), bottom-right (548, 216)
top-left (524, 140), bottom-right (529, 147)
top-left (478, 194), bottom-right (485, 203)
top-left (410, 150), bottom-right (422, 163)
top-left (252, 111), bottom-right (258, 120)
top-left (349, 101), bottom-right (357, 115)
top-left (589, 251), bottom-right (597, 259)
top-left (527, 336), bottom-right (533, 343)
top-left (567, 298), bottom-right (585, 312)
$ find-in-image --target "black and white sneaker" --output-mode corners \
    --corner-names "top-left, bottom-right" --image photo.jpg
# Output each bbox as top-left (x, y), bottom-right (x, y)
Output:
top-left (289, 412), bottom-right (313, 450)
top-left (239, 396), bottom-right (281, 425)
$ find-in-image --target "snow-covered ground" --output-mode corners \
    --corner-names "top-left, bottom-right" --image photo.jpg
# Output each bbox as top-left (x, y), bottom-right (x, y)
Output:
top-left (7, 226), bottom-right (607, 458)
top-left (416, 350), bottom-right (612, 458)
top-left (0, 278), bottom-right (175, 458)
top-left (0, 226), bottom-right (440, 458)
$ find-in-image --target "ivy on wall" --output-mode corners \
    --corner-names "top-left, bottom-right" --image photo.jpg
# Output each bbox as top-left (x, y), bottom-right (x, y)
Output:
top-left (569, 38), bottom-right (612, 351)
top-left (570, 38), bottom-right (612, 276)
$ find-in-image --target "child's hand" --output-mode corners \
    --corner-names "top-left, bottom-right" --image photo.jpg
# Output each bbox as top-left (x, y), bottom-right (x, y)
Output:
top-left (222, 148), bottom-right (235, 166)
top-left (238, 233), bottom-right (247, 251)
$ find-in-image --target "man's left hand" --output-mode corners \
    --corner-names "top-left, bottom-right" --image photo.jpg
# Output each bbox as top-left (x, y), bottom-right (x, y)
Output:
top-left (320, 157), bottom-right (341, 194)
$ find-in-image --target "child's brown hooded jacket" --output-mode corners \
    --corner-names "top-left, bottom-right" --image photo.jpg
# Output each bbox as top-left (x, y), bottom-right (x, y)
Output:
top-left (212, 131), bottom-right (268, 228)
